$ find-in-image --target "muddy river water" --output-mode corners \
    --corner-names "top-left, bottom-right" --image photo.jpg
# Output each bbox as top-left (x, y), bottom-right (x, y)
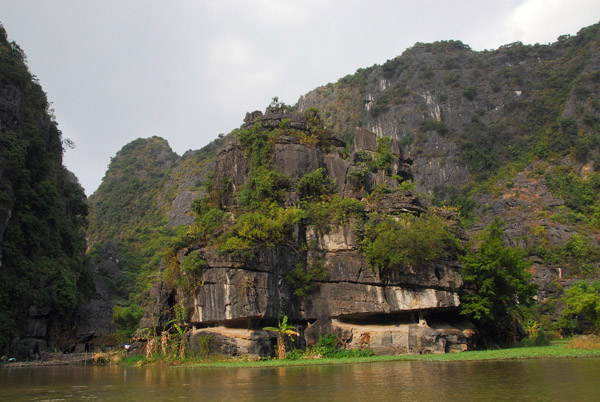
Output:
top-left (1, 358), bottom-right (599, 401)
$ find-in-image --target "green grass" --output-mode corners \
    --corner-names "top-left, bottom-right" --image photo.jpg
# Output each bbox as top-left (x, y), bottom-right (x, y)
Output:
top-left (121, 342), bottom-right (600, 369)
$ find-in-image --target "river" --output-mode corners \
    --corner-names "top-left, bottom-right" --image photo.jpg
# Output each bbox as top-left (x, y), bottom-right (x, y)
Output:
top-left (1, 358), bottom-right (599, 401)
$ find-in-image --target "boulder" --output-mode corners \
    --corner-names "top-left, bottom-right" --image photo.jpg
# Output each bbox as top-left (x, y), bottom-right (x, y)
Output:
top-left (188, 327), bottom-right (273, 357)
top-left (273, 136), bottom-right (321, 185)
top-left (354, 128), bottom-right (378, 152)
top-left (365, 191), bottom-right (427, 215)
top-left (302, 282), bottom-right (460, 319)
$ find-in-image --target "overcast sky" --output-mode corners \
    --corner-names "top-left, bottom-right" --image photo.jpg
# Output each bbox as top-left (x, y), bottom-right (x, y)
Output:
top-left (1, 1), bottom-right (599, 195)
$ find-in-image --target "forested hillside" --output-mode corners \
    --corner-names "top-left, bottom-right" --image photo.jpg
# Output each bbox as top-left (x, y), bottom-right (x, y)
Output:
top-left (0, 25), bottom-right (91, 356)
top-left (82, 134), bottom-right (228, 340)
top-left (293, 23), bottom-right (600, 337)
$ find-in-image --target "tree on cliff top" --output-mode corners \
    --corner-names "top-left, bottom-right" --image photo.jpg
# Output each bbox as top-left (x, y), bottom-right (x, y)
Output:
top-left (460, 218), bottom-right (537, 346)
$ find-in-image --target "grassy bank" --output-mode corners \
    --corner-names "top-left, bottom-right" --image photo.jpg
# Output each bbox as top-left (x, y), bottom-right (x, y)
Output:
top-left (119, 341), bottom-right (600, 369)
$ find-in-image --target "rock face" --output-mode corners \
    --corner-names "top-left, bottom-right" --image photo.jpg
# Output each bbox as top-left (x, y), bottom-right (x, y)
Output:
top-left (142, 108), bottom-right (474, 357)
top-left (469, 161), bottom-right (598, 300)
top-left (76, 244), bottom-right (122, 337)
top-left (1, 26), bottom-right (91, 356)
top-left (90, 25), bottom-right (600, 356)
top-left (188, 327), bottom-right (272, 357)
top-left (0, 85), bottom-right (23, 265)
top-left (292, 27), bottom-right (600, 330)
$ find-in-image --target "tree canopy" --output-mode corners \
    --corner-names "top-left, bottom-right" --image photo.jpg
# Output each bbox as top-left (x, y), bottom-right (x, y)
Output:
top-left (460, 218), bottom-right (537, 345)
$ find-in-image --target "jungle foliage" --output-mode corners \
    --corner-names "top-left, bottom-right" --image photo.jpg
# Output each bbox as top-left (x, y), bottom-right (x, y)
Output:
top-left (558, 280), bottom-right (600, 335)
top-left (0, 25), bottom-right (92, 351)
top-left (165, 114), bottom-right (337, 294)
top-left (460, 218), bottom-right (537, 345)
top-left (360, 212), bottom-right (463, 271)
top-left (86, 125), bottom-right (233, 336)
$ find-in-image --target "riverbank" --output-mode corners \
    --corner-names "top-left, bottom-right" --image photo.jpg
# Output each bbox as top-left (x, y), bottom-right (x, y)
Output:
top-left (3, 340), bottom-right (599, 369)
top-left (118, 341), bottom-right (600, 369)
top-left (0, 351), bottom-right (119, 368)
top-left (0, 352), bottom-right (94, 368)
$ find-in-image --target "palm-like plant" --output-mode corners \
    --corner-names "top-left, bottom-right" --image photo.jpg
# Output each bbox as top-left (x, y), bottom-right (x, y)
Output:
top-left (263, 316), bottom-right (299, 359)
top-left (163, 319), bottom-right (186, 358)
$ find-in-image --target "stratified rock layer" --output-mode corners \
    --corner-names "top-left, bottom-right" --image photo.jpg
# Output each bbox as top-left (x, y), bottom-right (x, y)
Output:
top-left (142, 109), bottom-right (474, 356)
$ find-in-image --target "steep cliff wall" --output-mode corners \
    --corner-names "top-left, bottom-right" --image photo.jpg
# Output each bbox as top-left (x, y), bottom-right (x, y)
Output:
top-left (140, 108), bottom-right (473, 356)
top-left (0, 25), bottom-right (90, 356)
top-left (296, 25), bottom-right (600, 323)
top-left (87, 23), bottom-right (600, 354)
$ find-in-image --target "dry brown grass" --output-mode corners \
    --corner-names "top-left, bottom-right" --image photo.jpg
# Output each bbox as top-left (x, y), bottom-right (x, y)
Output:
top-left (91, 350), bottom-right (122, 364)
top-left (567, 335), bottom-right (600, 350)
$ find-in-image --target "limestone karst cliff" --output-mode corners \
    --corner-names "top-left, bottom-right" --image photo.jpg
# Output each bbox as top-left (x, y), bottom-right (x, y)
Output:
top-left (0, 24), bottom-right (91, 357)
top-left (296, 25), bottom-right (600, 318)
top-left (133, 106), bottom-right (473, 356)
top-left (83, 23), bottom-right (600, 357)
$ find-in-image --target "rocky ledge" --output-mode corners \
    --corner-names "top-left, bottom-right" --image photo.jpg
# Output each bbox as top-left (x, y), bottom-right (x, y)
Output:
top-left (140, 108), bottom-right (475, 357)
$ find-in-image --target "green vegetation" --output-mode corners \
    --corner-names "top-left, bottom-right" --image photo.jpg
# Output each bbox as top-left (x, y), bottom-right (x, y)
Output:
top-left (135, 320), bottom-right (188, 360)
top-left (303, 107), bottom-right (332, 150)
top-left (351, 138), bottom-right (398, 175)
top-left (285, 261), bottom-right (328, 297)
top-left (375, 137), bottom-right (396, 172)
top-left (558, 280), bottom-right (600, 335)
top-left (166, 118), bottom-right (321, 297)
top-left (463, 85), bottom-right (477, 100)
top-left (545, 167), bottom-right (600, 229)
top-left (420, 119), bottom-right (450, 135)
top-left (0, 25), bottom-right (92, 352)
top-left (238, 123), bottom-right (290, 208)
top-left (302, 195), bottom-right (364, 232)
top-left (219, 203), bottom-right (304, 255)
top-left (530, 230), bottom-right (600, 277)
top-left (119, 340), bottom-right (600, 368)
top-left (86, 137), bottom-right (180, 334)
top-left (87, 129), bottom-right (231, 336)
top-left (263, 316), bottom-right (299, 359)
top-left (360, 212), bottom-right (462, 271)
top-left (297, 168), bottom-right (333, 201)
top-left (112, 303), bottom-right (145, 341)
top-left (196, 333), bottom-right (215, 359)
top-left (286, 333), bottom-right (373, 360)
top-left (460, 218), bottom-right (537, 346)
top-left (87, 137), bottom-right (178, 244)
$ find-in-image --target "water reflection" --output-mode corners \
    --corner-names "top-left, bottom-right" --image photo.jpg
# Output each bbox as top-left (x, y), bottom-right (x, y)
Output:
top-left (1, 358), bottom-right (599, 401)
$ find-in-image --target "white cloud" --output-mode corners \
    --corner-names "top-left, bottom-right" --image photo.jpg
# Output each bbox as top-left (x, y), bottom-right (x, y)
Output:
top-left (501, 0), bottom-right (600, 45)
